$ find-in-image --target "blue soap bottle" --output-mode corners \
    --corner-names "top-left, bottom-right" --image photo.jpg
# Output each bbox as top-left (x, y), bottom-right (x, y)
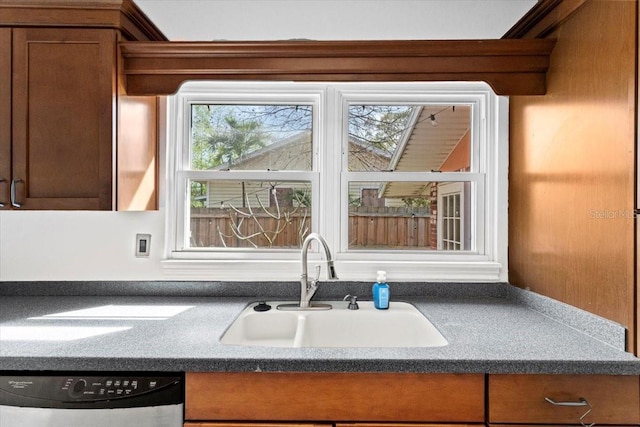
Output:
top-left (372, 270), bottom-right (390, 309)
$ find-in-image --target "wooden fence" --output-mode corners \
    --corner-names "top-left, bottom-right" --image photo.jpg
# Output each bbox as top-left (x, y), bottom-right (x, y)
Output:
top-left (348, 206), bottom-right (432, 249)
top-left (190, 206), bottom-right (432, 248)
top-left (190, 207), bottom-right (310, 248)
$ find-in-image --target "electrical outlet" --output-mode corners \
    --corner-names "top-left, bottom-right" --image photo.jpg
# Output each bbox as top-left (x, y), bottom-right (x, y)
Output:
top-left (135, 234), bottom-right (151, 257)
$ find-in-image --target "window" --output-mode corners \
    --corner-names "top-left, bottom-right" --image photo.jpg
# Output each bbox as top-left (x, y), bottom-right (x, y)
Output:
top-left (188, 102), bottom-right (315, 249)
top-left (164, 82), bottom-right (508, 282)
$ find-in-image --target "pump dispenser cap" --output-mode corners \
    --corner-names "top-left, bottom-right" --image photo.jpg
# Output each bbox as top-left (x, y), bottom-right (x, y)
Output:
top-left (376, 270), bottom-right (386, 282)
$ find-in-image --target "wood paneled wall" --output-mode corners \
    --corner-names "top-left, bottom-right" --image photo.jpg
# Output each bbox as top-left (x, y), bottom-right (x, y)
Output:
top-left (509, 0), bottom-right (637, 351)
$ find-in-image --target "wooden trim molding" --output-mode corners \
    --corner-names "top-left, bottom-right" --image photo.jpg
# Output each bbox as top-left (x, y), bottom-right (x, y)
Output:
top-left (0, 0), bottom-right (166, 41)
top-left (120, 39), bottom-right (556, 96)
top-left (503, 0), bottom-right (588, 39)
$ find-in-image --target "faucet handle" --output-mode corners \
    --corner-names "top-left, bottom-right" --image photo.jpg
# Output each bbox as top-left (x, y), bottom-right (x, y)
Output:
top-left (343, 294), bottom-right (359, 310)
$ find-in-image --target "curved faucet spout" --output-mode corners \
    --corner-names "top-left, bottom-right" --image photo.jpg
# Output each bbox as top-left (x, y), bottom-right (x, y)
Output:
top-left (300, 233), bottom-right (338, 308)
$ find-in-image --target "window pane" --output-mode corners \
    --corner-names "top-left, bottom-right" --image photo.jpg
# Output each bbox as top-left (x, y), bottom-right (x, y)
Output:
top-left (348, 104), bottom-right (471, 172)
top-left (191, 104), bottom-right (313, 171)
top-left (189, 179), bottom-right (311, 248)
top-left (348, 181), bottom-right (430, 250)
top-left (438, 182), bottom-right (469, 251)
top-left (348, 181), bottom-right (471, 251)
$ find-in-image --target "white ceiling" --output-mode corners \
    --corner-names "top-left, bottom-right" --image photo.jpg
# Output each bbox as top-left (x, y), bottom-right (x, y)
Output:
top-left (135, 0), bottom-right (537, 41)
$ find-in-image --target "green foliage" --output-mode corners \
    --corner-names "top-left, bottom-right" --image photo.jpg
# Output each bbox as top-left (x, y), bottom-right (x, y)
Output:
top-left (190, 181), bottom-right (207, 208)
top-left (289, 188), bottom-right (311, 207)
top-left (401, 197), bottom-right (430, 208)
top-left (209, 116), bottom-right (267, 167)
top-left (349, 194), bottom-right (362, 207)
top-left (191, 105), bottom-right (218, 170)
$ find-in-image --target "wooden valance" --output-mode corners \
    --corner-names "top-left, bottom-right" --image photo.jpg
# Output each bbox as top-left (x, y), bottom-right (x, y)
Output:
top-left (120, 39), bottom-right (556, 96)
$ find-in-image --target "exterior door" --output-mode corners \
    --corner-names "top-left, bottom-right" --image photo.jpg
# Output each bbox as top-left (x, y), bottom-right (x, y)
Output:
top-left (437, 182), bottom-right (464, 250)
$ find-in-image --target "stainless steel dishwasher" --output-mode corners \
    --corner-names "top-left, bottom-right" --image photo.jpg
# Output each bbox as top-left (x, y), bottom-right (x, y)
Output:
top-left (0, 374), bottom-right (183, 427)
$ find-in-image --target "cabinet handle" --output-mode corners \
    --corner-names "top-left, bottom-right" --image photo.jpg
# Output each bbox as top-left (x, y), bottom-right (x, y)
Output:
top-left (10, 178), bottom-right (23, 208)
top-left (544, 397), bottom-right (588, 407)
top-left (544, 397), bottom-right (593, 427)
top-left (0, 178), bottom-right (5, 208)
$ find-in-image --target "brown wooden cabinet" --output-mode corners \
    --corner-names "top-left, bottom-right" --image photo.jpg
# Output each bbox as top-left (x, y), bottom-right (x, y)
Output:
top-left (185, 372), bottom-right (640, 427)
top-left (0, 28), bottom-right (11, 209)
top-left (0, 0), bottom-right (165, 210)
top-left (185, 372), bottom-right (485, 424)
top-left (8, 27), bottom-right (116, 210)
top-left (184, 423), bottom-right (479, 427)
top-left (338, 424), bottom-right (481, 427)
top-left (507, 0), bottom-right (639, 355)
top-left (488, 374), bottom-right (640, 426)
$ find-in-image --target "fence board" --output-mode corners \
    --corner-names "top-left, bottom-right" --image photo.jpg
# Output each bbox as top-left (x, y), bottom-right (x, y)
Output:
top-left (190, 207), bottom-right (432, 248)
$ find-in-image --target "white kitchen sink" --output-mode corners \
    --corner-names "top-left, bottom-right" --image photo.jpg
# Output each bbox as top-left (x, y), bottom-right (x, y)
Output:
top-left (220, 301), bottom-right (448, 348)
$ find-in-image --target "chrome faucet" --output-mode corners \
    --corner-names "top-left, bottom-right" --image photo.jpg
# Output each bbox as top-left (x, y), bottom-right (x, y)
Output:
top-left (278, 233), bottom-right (337, 311)
top-left (300, 233), bottom-right (337, 307)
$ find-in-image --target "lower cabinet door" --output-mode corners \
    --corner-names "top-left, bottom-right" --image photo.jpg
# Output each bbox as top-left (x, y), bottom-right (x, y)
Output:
top-left (488, 374), bottom-right (640, 425)
top-left (489, 425), bottom-right (636, 427)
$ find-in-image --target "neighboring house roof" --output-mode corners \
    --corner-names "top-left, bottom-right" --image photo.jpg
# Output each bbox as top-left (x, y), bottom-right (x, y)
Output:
top-left (211, 130), bottom-right (392, 172)
top-left (211, 131), bottom-right (313, 171)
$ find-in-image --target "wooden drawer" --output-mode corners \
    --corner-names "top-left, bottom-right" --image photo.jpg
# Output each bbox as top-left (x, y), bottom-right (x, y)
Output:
top-left (488, 374), bottom-right (640, 424)
top-left (185, 424), bottom-right (481, 427)
top-left (186, 372), bottom-right (484, 422)
top-left (184, 424), bottom-right (330, 427)
top-left (338, 424), bottom-right (482, 427)
top-left (184, 421), bottom-right (484, 427)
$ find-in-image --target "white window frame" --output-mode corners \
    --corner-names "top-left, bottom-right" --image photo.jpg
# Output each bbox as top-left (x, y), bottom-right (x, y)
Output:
top-left (162, 81), bottom-right (509, 282)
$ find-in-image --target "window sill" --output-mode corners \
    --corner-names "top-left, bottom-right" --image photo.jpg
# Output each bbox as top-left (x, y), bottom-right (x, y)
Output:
top-left (160, 258), bottom-right (504, 282)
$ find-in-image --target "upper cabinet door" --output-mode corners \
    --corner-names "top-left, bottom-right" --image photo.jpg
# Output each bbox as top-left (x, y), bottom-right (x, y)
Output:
top-left (12, 28), bottom-right (116, 210)
top-left (0, 29), bottom-right (11, 209)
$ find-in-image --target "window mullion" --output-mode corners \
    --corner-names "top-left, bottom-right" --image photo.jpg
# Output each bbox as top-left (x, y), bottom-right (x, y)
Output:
top-left (318, 86), bottom-right (342, 251)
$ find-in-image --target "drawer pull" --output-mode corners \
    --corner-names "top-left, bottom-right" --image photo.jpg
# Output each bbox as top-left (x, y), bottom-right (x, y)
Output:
top-left (544, 397), bottom-right (594, 427)
top-left (544, 397), bottom-right (588, 407)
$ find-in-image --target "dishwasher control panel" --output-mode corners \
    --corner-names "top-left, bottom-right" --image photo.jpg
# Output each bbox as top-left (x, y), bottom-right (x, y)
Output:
top-left (0, 375), bottom-right (182, 405)
top-left (62, 376), bottom-right (171, 400)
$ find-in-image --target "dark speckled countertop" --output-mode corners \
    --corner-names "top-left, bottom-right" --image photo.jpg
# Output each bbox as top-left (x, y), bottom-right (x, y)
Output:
top-left (0, 282), bottom-right (638, 374)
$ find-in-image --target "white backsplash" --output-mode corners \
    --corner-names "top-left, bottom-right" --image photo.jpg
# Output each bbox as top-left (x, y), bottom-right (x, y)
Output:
top-left (0, 210), bottom-right (165, 281)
